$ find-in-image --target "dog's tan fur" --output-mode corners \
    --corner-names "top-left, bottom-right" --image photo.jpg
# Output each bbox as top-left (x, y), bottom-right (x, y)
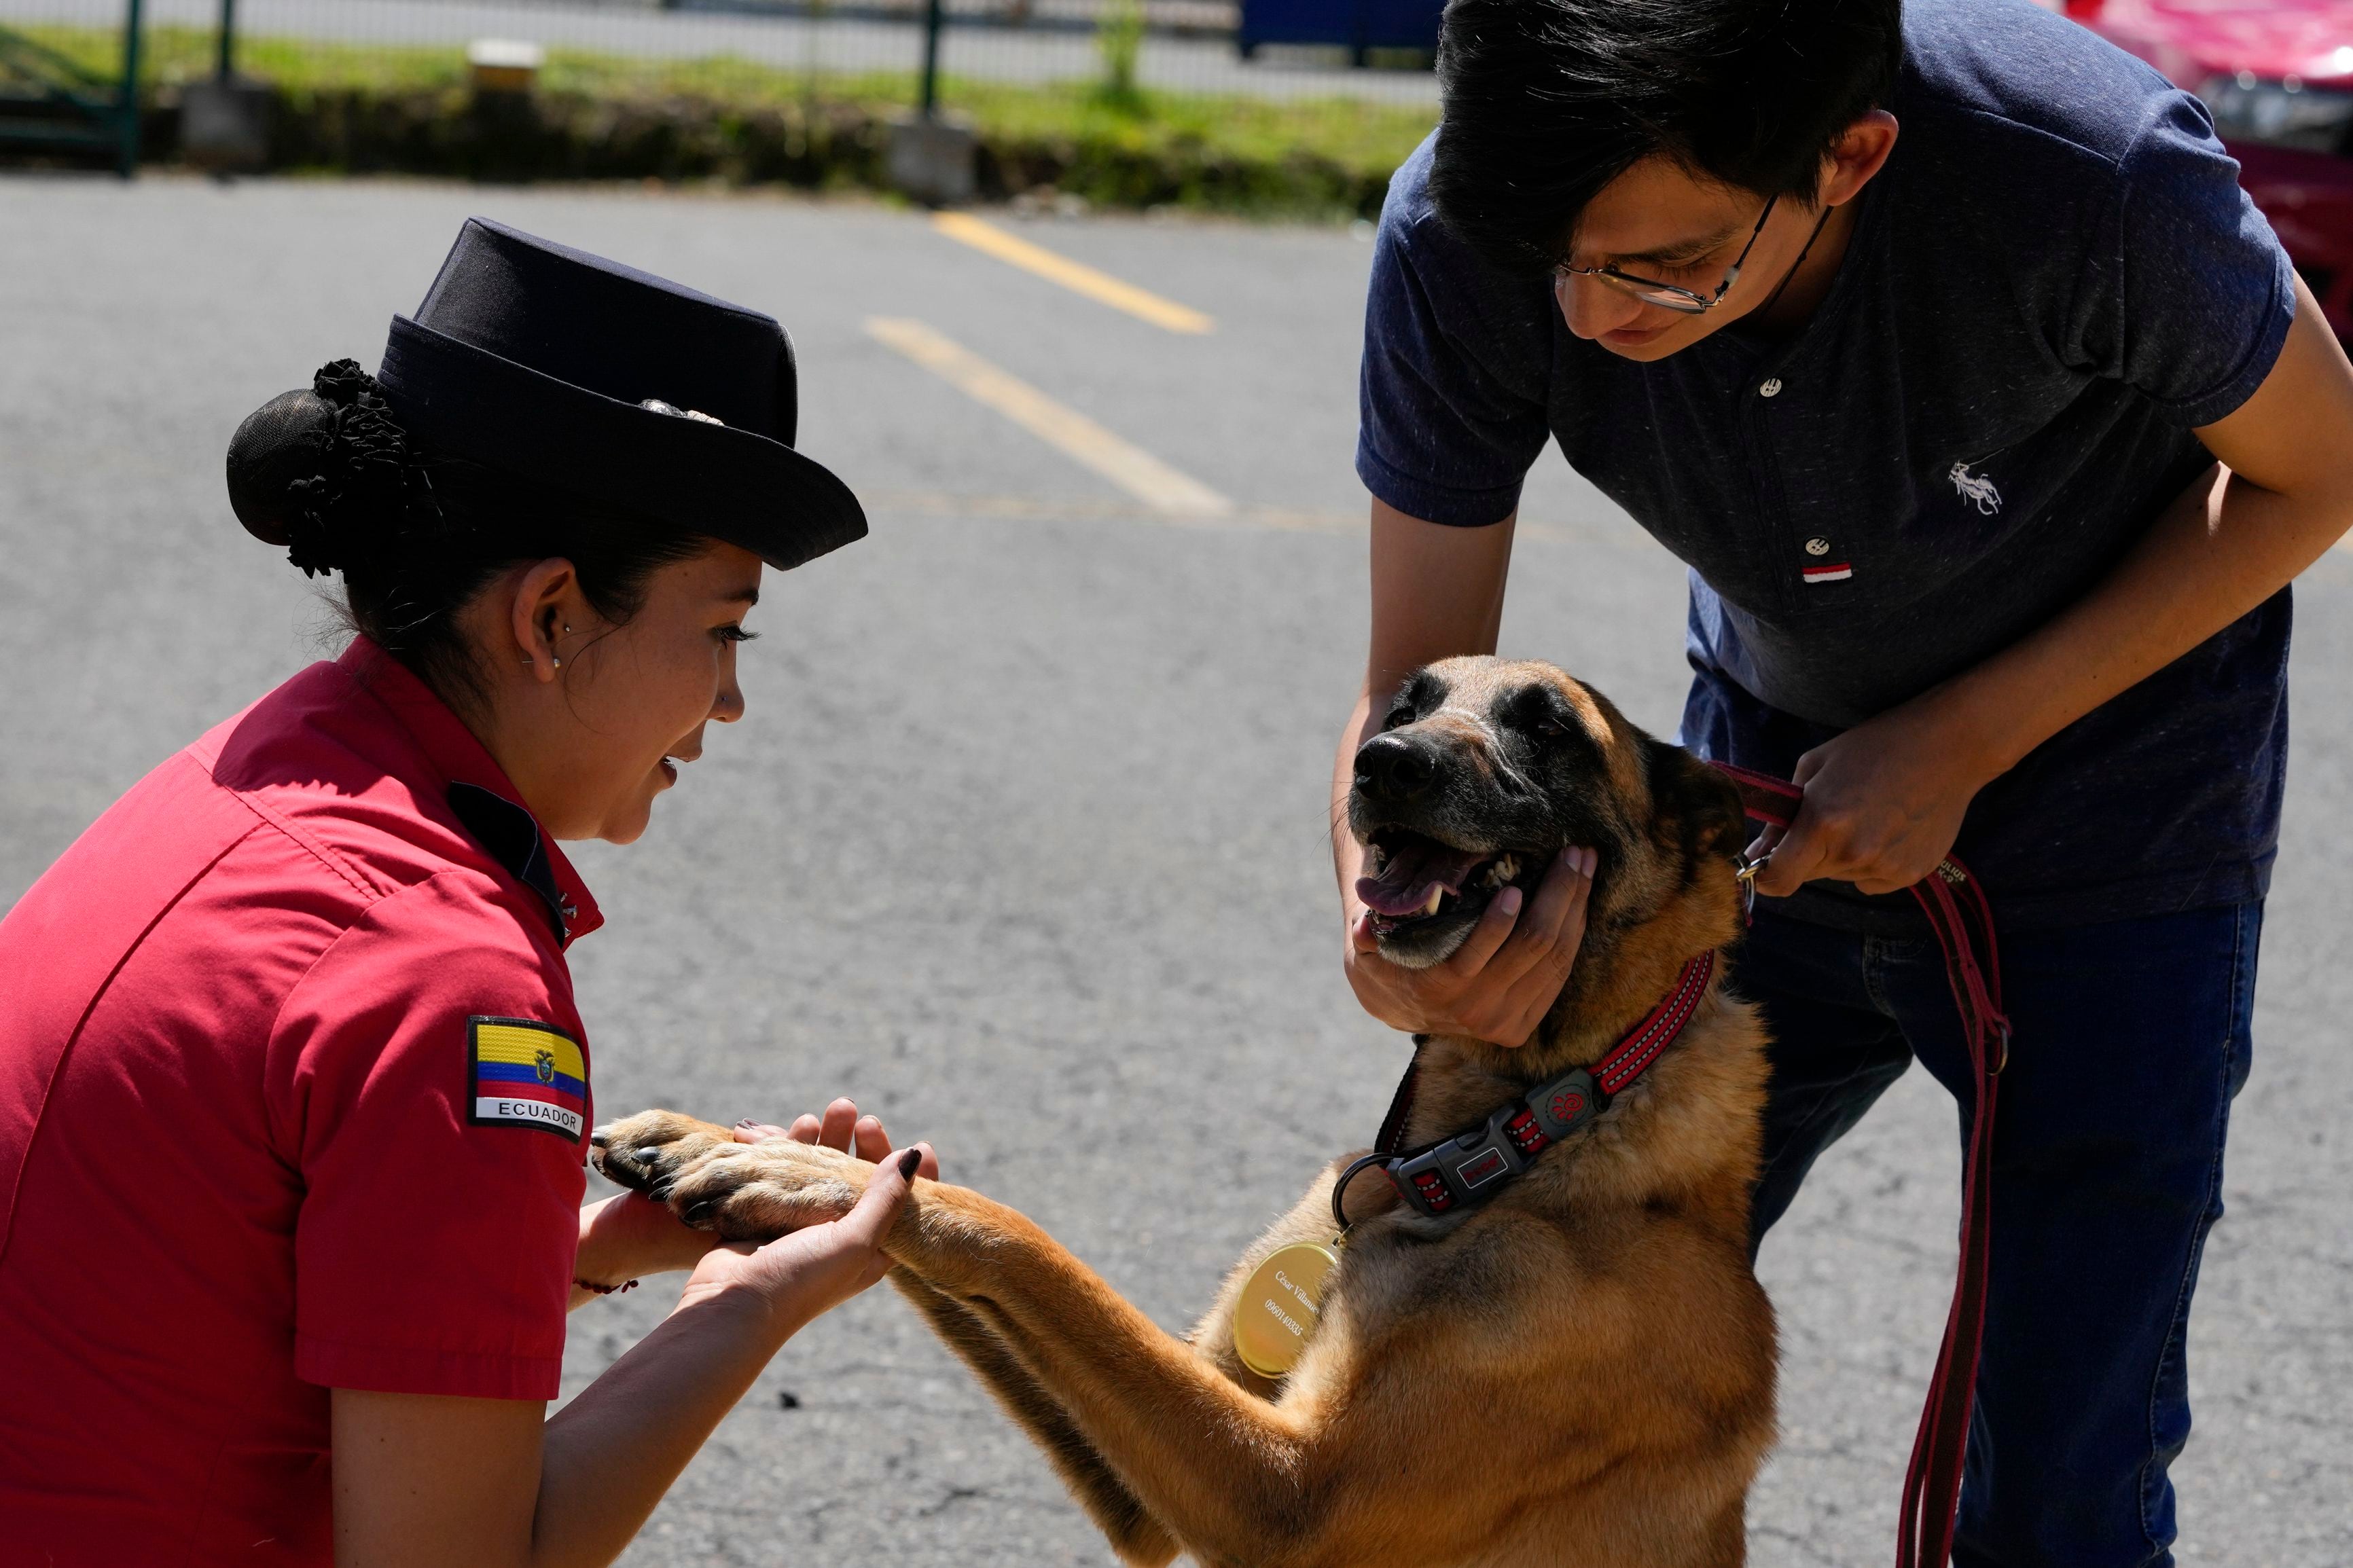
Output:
top-left (596, 659), bottom-right (1776, 1568)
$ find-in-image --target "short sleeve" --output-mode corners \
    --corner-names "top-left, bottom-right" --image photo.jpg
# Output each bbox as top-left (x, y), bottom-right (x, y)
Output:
top-left (1356, 139), bottom-right (1557, 526)
top-left (2072, 90), bottom-right (2297, 426)
top-left (273, 873), bottom-right (589, 1401)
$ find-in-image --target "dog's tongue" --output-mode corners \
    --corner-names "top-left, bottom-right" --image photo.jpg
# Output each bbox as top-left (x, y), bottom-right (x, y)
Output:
top-left (1356, 839), bottom-right (1486, 917)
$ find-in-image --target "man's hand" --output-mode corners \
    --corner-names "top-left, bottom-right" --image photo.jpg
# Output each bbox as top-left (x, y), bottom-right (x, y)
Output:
top-left (1746, 697), bottom-right (2000, 897)
top-left (1343, 846), bottom-right (1596, 1046)
top-left (1754, 278), bottom-right (2353, 902)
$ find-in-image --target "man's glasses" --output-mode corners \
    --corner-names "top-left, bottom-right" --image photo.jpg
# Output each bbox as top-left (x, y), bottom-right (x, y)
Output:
top-left (1556, 195), bottom-right (1779, 315)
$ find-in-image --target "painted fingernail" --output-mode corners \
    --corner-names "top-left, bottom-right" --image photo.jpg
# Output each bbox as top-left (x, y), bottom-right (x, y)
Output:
top-left (897, 1148), bottom-right (923, 1179)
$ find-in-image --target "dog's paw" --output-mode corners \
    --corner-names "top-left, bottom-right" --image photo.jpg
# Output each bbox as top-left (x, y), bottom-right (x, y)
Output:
top-left (589, 1108), bottom-right (736, 1200)
top-left (660, 1138), bottom-right (866, 1244)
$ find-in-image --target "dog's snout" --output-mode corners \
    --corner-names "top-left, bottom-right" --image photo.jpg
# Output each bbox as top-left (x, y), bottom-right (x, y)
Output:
top-left (1355, 732), bottom-right (1439, 803)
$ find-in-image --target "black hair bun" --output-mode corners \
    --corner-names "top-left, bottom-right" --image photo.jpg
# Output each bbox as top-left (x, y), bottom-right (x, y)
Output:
top-left (226, 359), bottom-right (433, 577)
top-left (226, 388), bottom-right (338, 551)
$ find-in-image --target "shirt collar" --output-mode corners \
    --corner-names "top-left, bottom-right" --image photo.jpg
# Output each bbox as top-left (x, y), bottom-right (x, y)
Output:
top-left (336, 637), bottom-right (605, 945)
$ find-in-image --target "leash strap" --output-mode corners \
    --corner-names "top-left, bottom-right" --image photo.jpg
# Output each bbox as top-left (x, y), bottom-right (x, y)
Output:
top-left (1373, 1052), bottom-right (1422, 1159)
top-left (1711, 761), bottom-right (2009, 1568)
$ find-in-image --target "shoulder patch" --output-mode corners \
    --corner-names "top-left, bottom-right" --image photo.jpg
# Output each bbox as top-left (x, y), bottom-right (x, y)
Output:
top-left (468, 1017), bottom-right (589, 1142)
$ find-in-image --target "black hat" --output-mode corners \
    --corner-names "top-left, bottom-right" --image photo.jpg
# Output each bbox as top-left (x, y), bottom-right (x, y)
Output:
top-left (365, 218), bottom-right (863, 570)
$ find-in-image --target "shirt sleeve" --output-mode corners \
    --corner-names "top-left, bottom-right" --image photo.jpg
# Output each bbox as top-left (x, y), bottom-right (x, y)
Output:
top-left (2072, 90), bottom-right (2297, 427)
top-left (1355, 141), bottom-right (1558, 527)
top-left (272, 873), bottom-right (589, 1401)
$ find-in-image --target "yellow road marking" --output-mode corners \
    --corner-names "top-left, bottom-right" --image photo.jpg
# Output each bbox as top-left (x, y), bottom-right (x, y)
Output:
top-left (930, 212), bottom-right (1214, 335)
top-left (866, 318), bottom-right (1233, 519)
top-left (856, 488), bottom-right (1609, 546)
top-left (861, 487), bottom-right (1350, 532)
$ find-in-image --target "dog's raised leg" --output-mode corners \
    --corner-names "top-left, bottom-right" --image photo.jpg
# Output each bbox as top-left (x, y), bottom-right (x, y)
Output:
top-left (601, 1120), bottom-right (1504, 1568)
top-left (888, 1269), bottom-right (1180, 1566)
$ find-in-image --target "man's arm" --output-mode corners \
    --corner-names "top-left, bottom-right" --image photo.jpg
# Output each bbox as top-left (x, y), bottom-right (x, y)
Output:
top-left (1754, 278), bottom-right (2353, 895)
top-left (1333, 498), bottom-right (1595, 1046)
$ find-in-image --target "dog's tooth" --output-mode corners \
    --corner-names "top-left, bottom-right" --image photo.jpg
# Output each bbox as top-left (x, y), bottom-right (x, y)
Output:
top-left (1422, 886), bottom-right (1445, 917)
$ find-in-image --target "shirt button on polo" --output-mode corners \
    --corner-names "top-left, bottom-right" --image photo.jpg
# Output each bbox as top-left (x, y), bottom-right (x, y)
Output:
top-left (1759, 378), bottom-right (1784, 397)
top-left (1806, 537), bottom-right (1831, 555)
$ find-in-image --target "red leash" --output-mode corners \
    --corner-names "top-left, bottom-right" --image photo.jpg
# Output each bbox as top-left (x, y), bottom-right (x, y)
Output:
top-left (1710, 763), bottom-right (2011, 1568)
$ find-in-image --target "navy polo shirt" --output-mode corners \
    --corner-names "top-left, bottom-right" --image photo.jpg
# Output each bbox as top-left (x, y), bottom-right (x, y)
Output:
top-left (1357, 0), bottom-right (2297, 931)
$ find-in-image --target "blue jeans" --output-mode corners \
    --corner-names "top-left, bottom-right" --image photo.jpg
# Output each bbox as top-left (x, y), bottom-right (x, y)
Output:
top-left (1738, 901), bottom-right (2263, 1568)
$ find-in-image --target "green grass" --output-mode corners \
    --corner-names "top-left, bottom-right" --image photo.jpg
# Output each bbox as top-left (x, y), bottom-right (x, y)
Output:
top-left (5, 22), bottom-right (1436, 215)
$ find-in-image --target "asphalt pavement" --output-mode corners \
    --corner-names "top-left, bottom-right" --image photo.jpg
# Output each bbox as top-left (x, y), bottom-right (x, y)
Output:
top-left (1, 173), bottom-right (2346, 1566)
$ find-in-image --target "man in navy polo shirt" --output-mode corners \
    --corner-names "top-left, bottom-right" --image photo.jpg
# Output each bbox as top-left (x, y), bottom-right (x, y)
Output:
top-left (1333, 0), bottom-right (2353, 1558)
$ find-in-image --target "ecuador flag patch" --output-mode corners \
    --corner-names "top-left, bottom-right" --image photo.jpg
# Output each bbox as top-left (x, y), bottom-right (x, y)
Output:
top-left (468, 1017), bottom-right (590, 1142)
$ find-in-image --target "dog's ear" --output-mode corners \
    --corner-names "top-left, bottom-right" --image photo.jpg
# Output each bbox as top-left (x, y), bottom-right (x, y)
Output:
top-left (1645, 740), bottom-right (1750, 864)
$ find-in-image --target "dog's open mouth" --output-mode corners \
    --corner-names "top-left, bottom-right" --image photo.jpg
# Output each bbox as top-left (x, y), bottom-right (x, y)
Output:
top-left (1356, 829), bottom-right (1526, 936)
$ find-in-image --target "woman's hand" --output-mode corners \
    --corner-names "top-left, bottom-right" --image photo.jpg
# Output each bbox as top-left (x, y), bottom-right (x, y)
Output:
top-left (573, 1099), bottom-right (939, 1304)
top-left (669, 1142), bottom-right (926, 1327)
top-left (730, 1095), bottom-right (942, 1181)
top-left (573, 1191), bottom-right (723, 1297)
top-left (668, 1096), bottom-right (942, 1324)
top-left (1747, 695), bottom-right (2003, 897)
top-left (1341, 847), bottom-right (1596, 1048)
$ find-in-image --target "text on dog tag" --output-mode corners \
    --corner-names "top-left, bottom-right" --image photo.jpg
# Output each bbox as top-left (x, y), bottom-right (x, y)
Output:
top-left (1232, 1241), bottom-right (1338, 1379)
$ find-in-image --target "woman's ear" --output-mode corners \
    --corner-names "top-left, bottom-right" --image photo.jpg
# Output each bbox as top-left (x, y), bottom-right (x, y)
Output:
top-left (507, 559), bottom-right (582, 685)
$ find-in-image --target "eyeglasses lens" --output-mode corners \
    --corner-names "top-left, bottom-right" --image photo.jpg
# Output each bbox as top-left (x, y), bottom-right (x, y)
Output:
top-left (1587, 270), bottom-right (1710, 314)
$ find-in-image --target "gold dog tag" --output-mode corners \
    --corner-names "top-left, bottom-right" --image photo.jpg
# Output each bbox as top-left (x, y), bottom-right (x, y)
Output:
top-left (1232, 1241), bottom-right (1338, 1379)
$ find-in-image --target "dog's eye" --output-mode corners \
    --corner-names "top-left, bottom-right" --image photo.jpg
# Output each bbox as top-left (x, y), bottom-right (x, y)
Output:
top-left (1381, 706), bottom-right (1415, 731)
top-left (1534, 716), bottom-right (1569, 740)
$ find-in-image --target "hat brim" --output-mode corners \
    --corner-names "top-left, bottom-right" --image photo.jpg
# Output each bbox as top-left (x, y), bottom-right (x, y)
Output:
top-left (376, 314), bottom-right (867, 572)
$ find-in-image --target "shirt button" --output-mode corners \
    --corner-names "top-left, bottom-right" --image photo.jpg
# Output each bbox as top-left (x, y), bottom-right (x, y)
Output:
top-left (1759, 378), bottom-right (1783, 397)
top-left (1805, 537), bottom-right (1831, 556)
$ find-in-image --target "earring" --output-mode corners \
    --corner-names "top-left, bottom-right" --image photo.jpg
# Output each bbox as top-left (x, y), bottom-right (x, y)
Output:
top-left (551, 657), bottom-right (562, 669)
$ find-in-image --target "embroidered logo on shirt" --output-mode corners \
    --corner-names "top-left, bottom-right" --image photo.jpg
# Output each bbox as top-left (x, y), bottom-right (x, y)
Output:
top-left (468, 1017), bottom-right (588, 1142)
top-left (1948, 461), bottom-right (2002, 515)
top-left (1802, 561), bottom-right (1854, 584)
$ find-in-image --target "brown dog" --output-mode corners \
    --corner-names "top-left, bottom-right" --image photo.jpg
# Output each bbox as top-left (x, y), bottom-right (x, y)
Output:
top-left (594, 657), bottom-right (1776, 1567)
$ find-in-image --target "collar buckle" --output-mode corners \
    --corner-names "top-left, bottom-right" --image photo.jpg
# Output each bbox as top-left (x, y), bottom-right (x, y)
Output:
top-left (1384, 1068), bottom-right (1604, 1220)
top-left (1363, 954), bottom-right (1715, 1222)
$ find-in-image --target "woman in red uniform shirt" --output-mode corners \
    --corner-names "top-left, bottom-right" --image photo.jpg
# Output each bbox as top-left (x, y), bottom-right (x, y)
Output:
top-left (0, 219), bottom-right (934, 1564)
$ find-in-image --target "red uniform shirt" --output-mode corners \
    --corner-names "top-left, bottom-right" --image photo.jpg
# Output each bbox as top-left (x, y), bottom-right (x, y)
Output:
top-left (0, 640), bottom-right (605, 1563)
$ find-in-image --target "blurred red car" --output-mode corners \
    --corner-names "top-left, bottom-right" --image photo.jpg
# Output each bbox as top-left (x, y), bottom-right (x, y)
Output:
top-left (2066, 0), bottom-right (2353, 338)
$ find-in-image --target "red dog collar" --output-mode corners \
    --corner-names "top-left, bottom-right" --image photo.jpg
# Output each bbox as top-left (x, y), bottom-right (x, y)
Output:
top-left (1342, 950), bottom-right (1716, 1224)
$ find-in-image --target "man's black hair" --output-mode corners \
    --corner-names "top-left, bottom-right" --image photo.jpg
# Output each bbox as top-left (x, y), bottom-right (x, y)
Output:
top-left (1431, 0), bottom-right (1904, 276)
